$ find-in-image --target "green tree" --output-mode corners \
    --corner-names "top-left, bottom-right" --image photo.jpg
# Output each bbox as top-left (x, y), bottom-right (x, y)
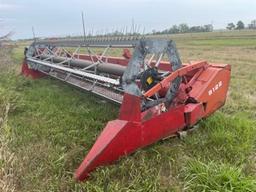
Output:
top-left (203, 24), bottom-right (214, 32)
top-left (178, 23), bottom-right (189, 33)
top-left (169, 25), bottom-right (179, 34)
top-left (226, 23), bottom-right (235, 30)
top-left (248, 20), bottom-right (256, 29)
top-left (236, 21), bottom-right (245, 30)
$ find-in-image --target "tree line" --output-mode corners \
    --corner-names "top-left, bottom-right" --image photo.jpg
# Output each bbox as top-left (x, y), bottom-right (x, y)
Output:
top-left (59, 19), bottom-right (256, 39)
top-left (152, 23), bottom-right (213, 35)
top-left (227, 20), bottom-right (256, 30)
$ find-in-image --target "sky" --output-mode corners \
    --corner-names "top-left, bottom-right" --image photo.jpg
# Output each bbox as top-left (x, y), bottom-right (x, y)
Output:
top-left (0, 0), bottom-right (255, 39)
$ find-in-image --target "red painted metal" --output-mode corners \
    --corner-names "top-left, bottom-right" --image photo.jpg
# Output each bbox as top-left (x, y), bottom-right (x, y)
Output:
top-left (75, 61), bottom-right (231, 181)
top-left (75, 93), bottom-right (186, 181)
top-left (143, 61), bottom-right (208, 98)
top-left (184, 103), bottom-right (204, 127)
top-left (21, 59), bottom-right (45, 79)
top-left (188, 64), bottom-right (231, 116)
top-left (122, 48), bottom-right (132, 59)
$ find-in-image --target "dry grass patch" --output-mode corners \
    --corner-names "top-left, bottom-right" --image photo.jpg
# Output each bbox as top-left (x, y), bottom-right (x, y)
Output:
top-left (0, 47), bottom-right (16, 192)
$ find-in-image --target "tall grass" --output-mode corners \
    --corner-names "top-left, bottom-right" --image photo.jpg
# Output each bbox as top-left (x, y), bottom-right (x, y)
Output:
top-left (183, 160), bottom-right (256, 192)
top-left (0, 47), bottom-right (17, 192)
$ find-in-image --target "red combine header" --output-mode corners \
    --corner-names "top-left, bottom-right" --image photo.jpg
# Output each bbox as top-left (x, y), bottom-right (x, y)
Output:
top-left (22, 37), bottom-right (231, 181)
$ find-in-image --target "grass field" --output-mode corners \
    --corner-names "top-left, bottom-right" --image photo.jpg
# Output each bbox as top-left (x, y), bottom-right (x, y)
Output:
top-left (0, 30), bottom-right (256, 191)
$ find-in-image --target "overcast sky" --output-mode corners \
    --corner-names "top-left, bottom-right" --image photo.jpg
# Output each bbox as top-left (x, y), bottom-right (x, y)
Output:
top-left (0, 0), bottom-right (255, 39)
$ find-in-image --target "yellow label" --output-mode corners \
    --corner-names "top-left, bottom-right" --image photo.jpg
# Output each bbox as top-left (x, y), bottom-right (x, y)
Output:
top-left (146, 76), bottom-right (153, 85)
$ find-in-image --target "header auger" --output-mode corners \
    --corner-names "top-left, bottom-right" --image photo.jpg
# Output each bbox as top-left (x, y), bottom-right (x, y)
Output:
top-left (22, 37), bottom-right (231, 181)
